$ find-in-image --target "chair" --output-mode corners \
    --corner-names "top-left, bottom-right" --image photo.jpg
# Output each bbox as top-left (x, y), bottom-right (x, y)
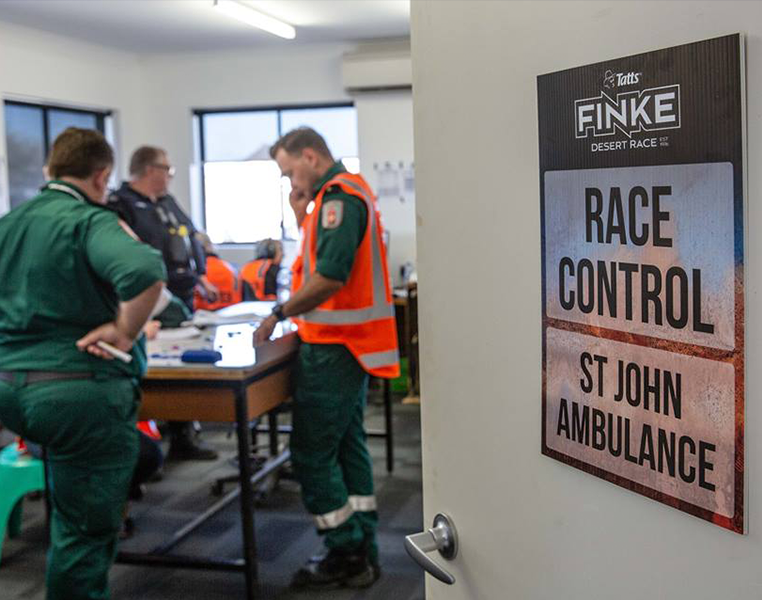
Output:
top-left (0, 442), bottom-right (45, 565)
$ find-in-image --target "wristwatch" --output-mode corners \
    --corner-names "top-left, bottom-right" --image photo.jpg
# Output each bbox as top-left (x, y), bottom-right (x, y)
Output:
top-left (272, 304), bottom-right (287, 322)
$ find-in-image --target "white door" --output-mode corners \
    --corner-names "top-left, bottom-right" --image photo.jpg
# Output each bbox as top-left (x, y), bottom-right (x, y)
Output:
top-left (409, 2), bottom-right (762, 599)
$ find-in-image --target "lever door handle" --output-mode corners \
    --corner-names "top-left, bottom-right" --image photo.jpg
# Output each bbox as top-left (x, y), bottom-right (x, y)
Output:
top-left (404, 513), bottom-right (458, 585)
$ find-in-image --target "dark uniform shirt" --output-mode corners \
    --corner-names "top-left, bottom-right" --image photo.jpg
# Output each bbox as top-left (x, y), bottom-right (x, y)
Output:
top-left (302, 162), bottom-right (369, 375)
top-left (108, 183), bottom-right (205, 303)
top-left (0, 181), bottom-right (167, 379)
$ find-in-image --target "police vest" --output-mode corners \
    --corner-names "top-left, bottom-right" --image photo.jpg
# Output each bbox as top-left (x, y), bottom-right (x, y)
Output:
top-left (240, 259), bottom-right (277, 301)
top-left (194, 255), bottom-right (241, 311)
top-left (292, 172), bottom-right (400, 379)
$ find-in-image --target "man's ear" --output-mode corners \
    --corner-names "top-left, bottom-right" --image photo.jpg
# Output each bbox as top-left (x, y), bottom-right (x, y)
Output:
top-left (92, 167), bottom-right (111, 194)
top-left (302, 147), bottom-right (318, 167)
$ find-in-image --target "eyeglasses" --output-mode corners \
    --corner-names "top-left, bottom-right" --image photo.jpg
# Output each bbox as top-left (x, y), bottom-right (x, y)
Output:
top-left (152, 163), bottom-right (176, 177)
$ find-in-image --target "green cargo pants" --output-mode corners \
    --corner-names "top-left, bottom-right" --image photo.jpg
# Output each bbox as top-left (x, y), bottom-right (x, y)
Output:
top-left (291, 343), bottom-right (378, 562)
top-left (0, 374), bottom-right (139, 600)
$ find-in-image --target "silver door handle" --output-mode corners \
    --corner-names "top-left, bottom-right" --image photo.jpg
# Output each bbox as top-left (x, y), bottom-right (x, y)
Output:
top-left (404, 513), bottom-right (458, 585)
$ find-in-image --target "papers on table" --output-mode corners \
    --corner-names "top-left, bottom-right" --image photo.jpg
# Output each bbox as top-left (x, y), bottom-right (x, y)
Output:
top-left (154, 326), bottom-right (203, 341)
top-left (183, 310), bottom-right (264, 328)
top-left (182, 303), bottom-right (275, 328)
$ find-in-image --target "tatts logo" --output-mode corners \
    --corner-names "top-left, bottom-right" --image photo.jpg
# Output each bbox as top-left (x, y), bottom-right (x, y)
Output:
top-left (575, 84), bottom-right (681, 139)
top-left (603, 69), bottom-right (641, 89)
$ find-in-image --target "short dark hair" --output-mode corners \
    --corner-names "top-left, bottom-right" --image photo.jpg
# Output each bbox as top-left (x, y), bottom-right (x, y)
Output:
top-left (129, 145), bottom-right (165, 177)
top-left (47, 127), bottom-right (114, 180)
top-left (269, 127), bottom-right (333, 160)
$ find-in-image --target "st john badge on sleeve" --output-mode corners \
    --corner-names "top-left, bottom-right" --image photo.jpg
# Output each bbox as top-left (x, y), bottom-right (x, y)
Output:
top-left (322, 200), bottom-right (344, 229)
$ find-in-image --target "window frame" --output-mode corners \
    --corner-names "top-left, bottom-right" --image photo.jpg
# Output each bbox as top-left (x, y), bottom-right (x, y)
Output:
top-left (5, 99), bottom-right (111, 159)
top-left (3, 100), bottom-right (112, 210)
top-left (194, 101), bottom-right (356, 245)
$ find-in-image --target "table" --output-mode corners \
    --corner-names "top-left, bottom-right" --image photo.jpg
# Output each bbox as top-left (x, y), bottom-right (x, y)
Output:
top-left (115, 303), bottom-right (297, 600)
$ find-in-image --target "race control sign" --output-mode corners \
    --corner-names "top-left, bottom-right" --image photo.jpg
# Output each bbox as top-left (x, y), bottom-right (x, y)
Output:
top-left (538, 34), bottom-right (746, 533)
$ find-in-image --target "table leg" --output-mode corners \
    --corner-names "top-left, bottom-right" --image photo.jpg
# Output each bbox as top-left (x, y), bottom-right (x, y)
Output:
top-left (383, 379), bottom-right (393, 473)
top-left (268, 411), bottom-right (278, 457)
top-left (234, 387), bottom-right (258, 597)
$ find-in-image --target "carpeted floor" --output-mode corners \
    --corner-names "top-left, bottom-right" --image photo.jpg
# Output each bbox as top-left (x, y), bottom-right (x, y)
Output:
top-left (1, 394), bottom-right (424, 600)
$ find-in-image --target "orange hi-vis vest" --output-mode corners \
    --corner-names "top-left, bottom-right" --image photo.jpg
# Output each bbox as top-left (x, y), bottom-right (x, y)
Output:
top-left (240, 259), bottom-right (277, 301)
top-left (194, 255), bottom-right (241, 311)
top-left (292, 172), bottom-right (400, 379)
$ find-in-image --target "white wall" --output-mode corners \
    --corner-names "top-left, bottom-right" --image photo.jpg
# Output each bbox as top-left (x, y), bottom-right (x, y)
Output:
top-left (137, 42), bottom-right (351, 267)
top-left (0, 20), bottom-right (146, 211)
top-left (413, 1), bottom-right (762, 599)
top-left (355, 90), bottom-right (416, 285)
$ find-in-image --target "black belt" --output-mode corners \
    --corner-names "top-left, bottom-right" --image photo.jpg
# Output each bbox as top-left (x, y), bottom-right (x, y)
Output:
top-left (0, 371), bottom-right (93, 384)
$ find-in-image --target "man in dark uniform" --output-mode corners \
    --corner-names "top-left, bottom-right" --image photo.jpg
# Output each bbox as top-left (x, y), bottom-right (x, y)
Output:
top-left (108, 146), bottom-right (217, 310)
top-left (109, 146), bottom-right (218, 461)
top-left (0, 127), bottom-right (166, 600)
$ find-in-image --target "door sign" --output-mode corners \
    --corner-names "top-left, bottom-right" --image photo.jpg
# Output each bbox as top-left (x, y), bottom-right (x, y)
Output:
top-left (538, 35), bottom-right (745, 533)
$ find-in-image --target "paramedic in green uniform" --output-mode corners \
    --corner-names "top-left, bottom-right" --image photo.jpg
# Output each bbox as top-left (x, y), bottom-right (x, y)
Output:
top-left (0, 127), bottom-right (166, 600)
top-left (256, 127), bottom-right (400, 589)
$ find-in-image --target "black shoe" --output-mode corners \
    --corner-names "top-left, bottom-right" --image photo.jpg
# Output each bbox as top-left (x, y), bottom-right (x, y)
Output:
top-left (167, 437), bottom-right (218, 461)
top-left (128, 482), bottom-right (146, 501)
top-left (291, 549), bottom-right (376, 589)
top-left (119, 516), bottom-right (135, 540)
top-left (369, 559), bottom-right (381, 583)
top-left (309, 544), bottom-right (381, 582)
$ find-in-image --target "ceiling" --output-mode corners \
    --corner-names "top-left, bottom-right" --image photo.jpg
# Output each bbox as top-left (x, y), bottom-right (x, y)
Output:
top-left (0, 0), bottom-right (410, 54)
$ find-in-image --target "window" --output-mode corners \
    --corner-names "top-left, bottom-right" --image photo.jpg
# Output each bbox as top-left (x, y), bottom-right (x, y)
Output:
top-left (196, 104), bottom-right (358, 244)
top-left (3, 101), bottom-right (110, 208)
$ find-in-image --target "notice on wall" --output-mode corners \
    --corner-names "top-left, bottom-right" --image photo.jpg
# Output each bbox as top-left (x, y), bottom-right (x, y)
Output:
top-left (538, 35), bottom-right (745, 533)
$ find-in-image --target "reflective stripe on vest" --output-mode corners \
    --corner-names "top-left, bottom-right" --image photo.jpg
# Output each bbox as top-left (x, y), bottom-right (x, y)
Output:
top-left (348, 495), bottom-right (377, 512)
top-left (359, 350), bottom-right (400, 371)
top-left (313, 501), bottom-right (354, 530)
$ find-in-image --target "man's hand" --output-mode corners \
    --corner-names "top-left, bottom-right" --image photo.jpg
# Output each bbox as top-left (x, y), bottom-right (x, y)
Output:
top-left (198, 275), bottom-right (219, 302)
top-left (289, 189), bottom-right (311, 228)
top-left (253, 315), bottom-right (278, 346)
top-left (143, 320), bottom-right (162, 340)
top-left (76, 322), bottom-right (134, 360)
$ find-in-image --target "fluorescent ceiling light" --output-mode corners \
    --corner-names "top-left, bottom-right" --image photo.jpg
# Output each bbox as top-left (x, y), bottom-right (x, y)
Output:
top-left (213, 0), bottom-right (296, 40)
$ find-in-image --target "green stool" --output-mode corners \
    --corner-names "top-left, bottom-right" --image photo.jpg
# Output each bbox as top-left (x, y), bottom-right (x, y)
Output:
top-left (0, 443), bottom-right (45, 566)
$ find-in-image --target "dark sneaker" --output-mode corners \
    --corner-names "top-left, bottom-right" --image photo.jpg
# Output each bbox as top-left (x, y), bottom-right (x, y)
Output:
top-left (119, 516), bottom-right (135, 540)
top-left (369, 559), bottom-right (381, 584)
top-left (167, 437), bottom-right (218, 461)
top-left (291, 549), bottom-right (375, 589)
top-left (128, 482), bottom-right (146, 501)
top-left (346, 560), bottom-right (379, 589)
top-left (308, 551), bottom-right (381, 585)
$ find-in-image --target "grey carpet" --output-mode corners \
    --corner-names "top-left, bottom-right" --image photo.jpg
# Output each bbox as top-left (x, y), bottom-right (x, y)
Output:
top-left (1, 394), bottom-right (424, 600)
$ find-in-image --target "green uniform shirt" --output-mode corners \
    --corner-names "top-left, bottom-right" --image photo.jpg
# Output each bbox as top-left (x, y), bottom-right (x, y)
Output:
top-left (156, 295), bottom-right (192, 329)
top-left (0, 181), bottom-right (166, 379)
top-left (302, 163), bottom-right (370, 371)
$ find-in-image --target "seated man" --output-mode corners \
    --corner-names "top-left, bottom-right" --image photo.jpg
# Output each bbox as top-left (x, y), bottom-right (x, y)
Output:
top-left (194, 233), bottom-right (241, 311)
top-left (240, 239), bottom-right (283, 301)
